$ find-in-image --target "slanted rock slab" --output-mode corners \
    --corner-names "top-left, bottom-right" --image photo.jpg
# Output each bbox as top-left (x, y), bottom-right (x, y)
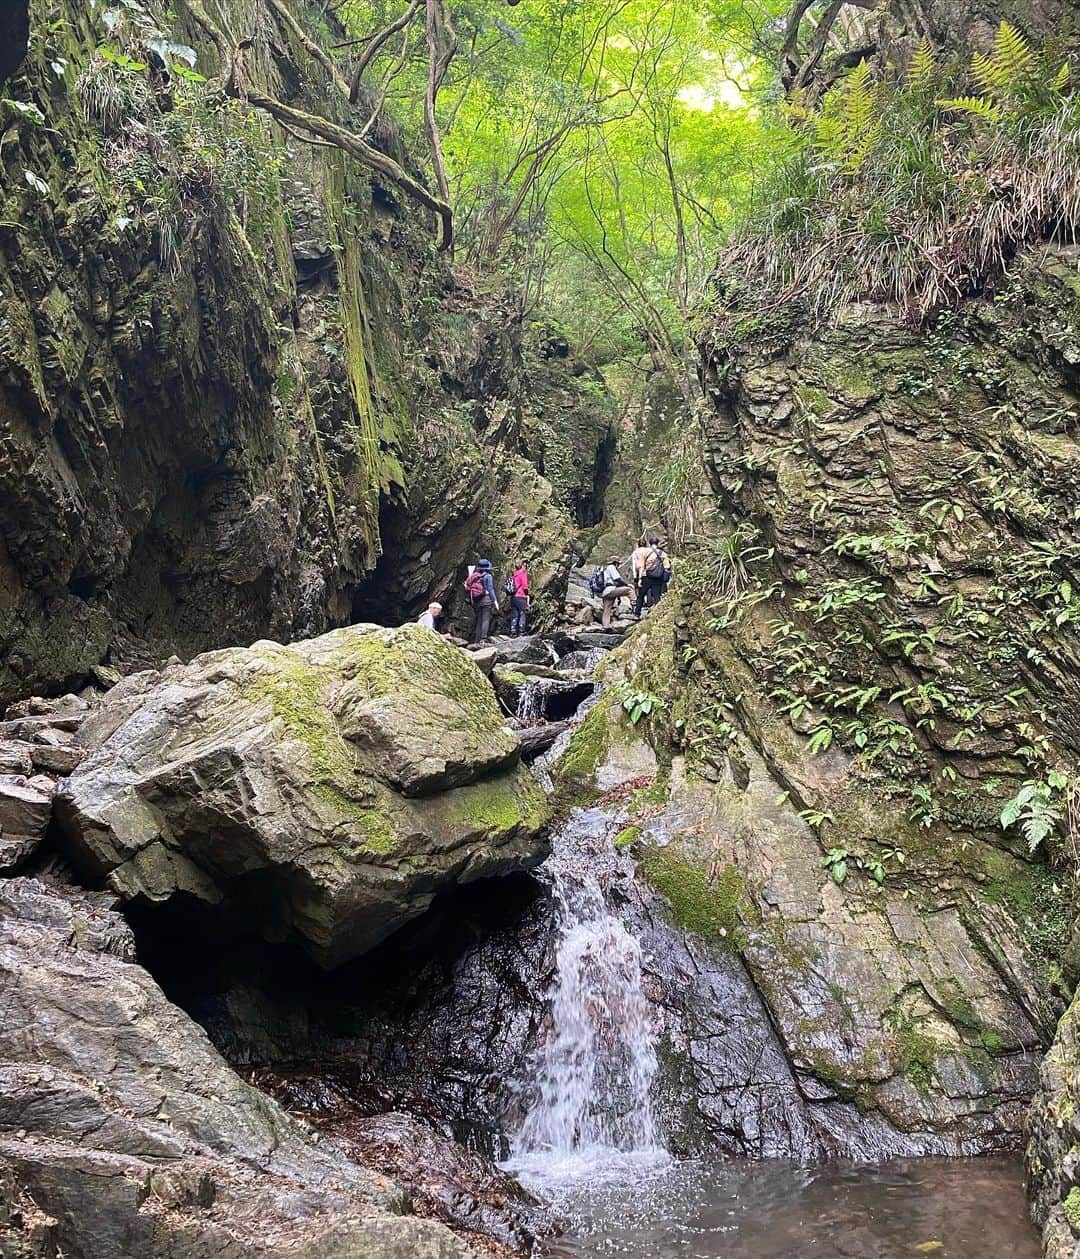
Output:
top-left (56, 624), bottom-right (550, 966)
top-left (0, 877), bottom-right (481, 1258)
top-left (0, 774), bottom-right (55, 873)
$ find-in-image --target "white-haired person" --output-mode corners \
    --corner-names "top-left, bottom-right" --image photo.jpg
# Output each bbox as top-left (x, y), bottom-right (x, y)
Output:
top-left (416, 601), bottom-right (443, 631)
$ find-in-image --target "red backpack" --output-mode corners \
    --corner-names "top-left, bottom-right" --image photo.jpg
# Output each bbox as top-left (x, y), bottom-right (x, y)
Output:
top-left (464, 570), bottom-right (486, 602)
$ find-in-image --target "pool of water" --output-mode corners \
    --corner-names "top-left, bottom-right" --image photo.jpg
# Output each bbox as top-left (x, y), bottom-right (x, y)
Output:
top-left (518, 1154), bottom-right (1038, 1258)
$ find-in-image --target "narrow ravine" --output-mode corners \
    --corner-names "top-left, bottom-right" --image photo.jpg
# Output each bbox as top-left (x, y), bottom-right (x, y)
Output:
top-left (3, 0), bottom-right (1080, 1255)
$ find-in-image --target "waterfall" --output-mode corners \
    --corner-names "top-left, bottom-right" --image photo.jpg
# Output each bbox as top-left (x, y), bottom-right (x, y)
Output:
top-left (516, 679), bottom-right (551, 724)
top-left (505, 808), bottom-right (668, 1184)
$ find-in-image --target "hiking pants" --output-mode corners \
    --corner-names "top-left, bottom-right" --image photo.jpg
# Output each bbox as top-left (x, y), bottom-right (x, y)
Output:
top-left (510, 596), bottom-right (529, 636)
top-left (473, 598), bottom-right (494, 643)
top-left (635, 576), bottom-right (663, 616)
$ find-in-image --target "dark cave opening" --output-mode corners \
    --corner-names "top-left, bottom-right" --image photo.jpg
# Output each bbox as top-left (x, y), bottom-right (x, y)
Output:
top-left (126, 868), bottom-right (547, 1059)
top-left (124, 867), bottom-right (552, 1156)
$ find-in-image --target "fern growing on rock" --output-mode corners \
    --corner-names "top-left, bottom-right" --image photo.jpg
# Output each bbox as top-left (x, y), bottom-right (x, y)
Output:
top-left (710, 22), bottom-right (1080, 326)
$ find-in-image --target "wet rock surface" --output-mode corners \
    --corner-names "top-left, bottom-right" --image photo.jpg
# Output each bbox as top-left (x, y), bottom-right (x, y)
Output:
top-left (550, 617), bottom-right (1056, 1157)
top-left (1028, 989), bottom-right (1080, 1257)
top-left (0, 875), bottom-right (486, 1258)
top-left (254, 1073), bottom-right (548, 1255)
top-left (55, 624), bottom-right (549, 967)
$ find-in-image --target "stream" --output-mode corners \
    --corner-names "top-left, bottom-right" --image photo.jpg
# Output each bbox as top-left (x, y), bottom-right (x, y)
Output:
top-left (499, 700), bottom-right (1041, 1258)
top-left (137, 634), bottom-right (1045, 1257)
top-left (536, 1155), bottom-right (1036, 1257)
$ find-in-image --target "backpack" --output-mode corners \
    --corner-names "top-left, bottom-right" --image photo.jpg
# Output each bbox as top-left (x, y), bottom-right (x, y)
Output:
top-left (645, 548), bottom-right (667, 580)
top-left (588, 566), bottom-right (606, 596)
top-left (504, 577), bottom-right (515, 597)
top-left (464, 570), bottom-right (486, 602)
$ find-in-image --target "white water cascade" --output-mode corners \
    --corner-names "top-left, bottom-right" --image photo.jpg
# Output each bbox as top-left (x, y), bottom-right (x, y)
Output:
top-left (505, 808), bottom-right (669, 1186)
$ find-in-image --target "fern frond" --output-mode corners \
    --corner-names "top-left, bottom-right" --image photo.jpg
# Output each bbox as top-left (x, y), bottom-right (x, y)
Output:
top-left (935, 94), bottom-right (1003, 122)
top-left (971, 22), bottom-right (1034, 99)
top-left (1054, 61), bottom-right (1071, 92)
top-left (970, 52), bottom-right (998, 99)
top-left (993, 20), bottom-right (1035, 80)
top-left (906, 39), bottom-right (936, 92)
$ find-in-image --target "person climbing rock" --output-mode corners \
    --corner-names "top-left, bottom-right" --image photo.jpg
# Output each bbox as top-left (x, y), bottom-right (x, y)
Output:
top-left (634, 537), bottom-right (670, 617)
top-left (600, 557), bottom-right (632, 627)
top-left (508, 560), bottom-right (530, 636)
top-left (416, 601), bottom-right (443, 631)
top-left (465, 558), bottom-right (499, 643)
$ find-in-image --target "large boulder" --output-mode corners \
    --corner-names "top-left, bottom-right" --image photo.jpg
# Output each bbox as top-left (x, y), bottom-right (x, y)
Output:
top-left (0, 877), bottom-right (479, 1259)
top-left (56, 625), bottom-right (549, 966)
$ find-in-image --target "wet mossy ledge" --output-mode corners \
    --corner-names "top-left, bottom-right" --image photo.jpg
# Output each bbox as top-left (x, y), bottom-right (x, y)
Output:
top-left (639, 849), bottom-right (747, 949)
top-left (55, 623), bottom-right (550, 967)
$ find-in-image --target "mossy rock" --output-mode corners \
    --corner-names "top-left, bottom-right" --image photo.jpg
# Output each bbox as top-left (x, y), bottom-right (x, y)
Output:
top-left (639, 845), bottom-right (747, 949)
top-left (57, 624), bottom-right (548, 966)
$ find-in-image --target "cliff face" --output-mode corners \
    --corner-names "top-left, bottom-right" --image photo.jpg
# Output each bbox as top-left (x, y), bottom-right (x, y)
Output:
top-left (554, 243), bottom-right (1080, 1158)
top-left (0, 0), bottom-right (614, 702)
top-left (696, 244), bottom-right (1080, 808)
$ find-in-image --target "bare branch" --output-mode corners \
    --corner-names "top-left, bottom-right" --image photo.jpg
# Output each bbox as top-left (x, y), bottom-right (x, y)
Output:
top-left (183, 0), bottom-right (453, 249)
top-left (350, 0), bottom-right (423, 103)
top-left (423, 0), bottom-right (457, 207)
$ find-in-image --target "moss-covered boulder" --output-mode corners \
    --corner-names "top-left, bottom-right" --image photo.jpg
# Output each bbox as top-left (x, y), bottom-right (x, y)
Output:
top-left (327, 627), bottom-right (519, 794)
top-left (56, 625), bottom-right (549, 967)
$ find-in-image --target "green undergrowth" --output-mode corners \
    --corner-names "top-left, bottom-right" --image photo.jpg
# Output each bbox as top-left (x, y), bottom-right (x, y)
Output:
top-left (613, 823), bottom-right (641, 848)
top-left (710, 24), bottom-right (1080, 329)
top-left (1063, 1186), bottom-right (1080, 1233)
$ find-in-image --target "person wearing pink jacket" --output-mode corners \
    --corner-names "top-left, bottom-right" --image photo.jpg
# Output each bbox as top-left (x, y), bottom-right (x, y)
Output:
top-left (509, 561), bottom-right (530, 636)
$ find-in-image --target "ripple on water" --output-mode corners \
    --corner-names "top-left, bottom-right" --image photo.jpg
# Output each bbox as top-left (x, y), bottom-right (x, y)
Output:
top-left (519, 1155), bottom-right (1039, 1259)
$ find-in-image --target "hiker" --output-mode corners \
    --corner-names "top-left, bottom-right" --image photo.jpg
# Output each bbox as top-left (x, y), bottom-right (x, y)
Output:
top-left (630, 536), bottom-right (652, 607)
top-left (634, 536), bottom-right (670, 617)
top-left (600, 556), bottom-right (633, 628)
top-left (507, 560), bottom-right (530, 637)
top-left (416, 601), bottom-right (443, 631)
top-left (464, 558), bottom-right (499, 643)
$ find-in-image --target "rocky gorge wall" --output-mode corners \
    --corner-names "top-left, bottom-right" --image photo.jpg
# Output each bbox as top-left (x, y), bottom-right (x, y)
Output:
top-left (0, 0), bottom-right (615, 703)
top-left (549, 242), bottom-right (1080, 1238)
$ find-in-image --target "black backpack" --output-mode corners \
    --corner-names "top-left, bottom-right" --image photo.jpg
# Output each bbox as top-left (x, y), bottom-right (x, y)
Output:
top-left (588, 566), bottom-right (606, 595)
top-left (645, 548), bottom-right (666, 580)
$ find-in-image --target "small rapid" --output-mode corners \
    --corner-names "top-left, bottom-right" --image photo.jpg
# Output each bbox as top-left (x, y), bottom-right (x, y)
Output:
top-left (504, 808), bottom-right (670, 1189)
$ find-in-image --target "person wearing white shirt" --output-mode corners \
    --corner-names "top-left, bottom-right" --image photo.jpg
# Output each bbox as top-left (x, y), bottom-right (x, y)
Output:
top-left (416, 601), bottom-right (443, 631)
